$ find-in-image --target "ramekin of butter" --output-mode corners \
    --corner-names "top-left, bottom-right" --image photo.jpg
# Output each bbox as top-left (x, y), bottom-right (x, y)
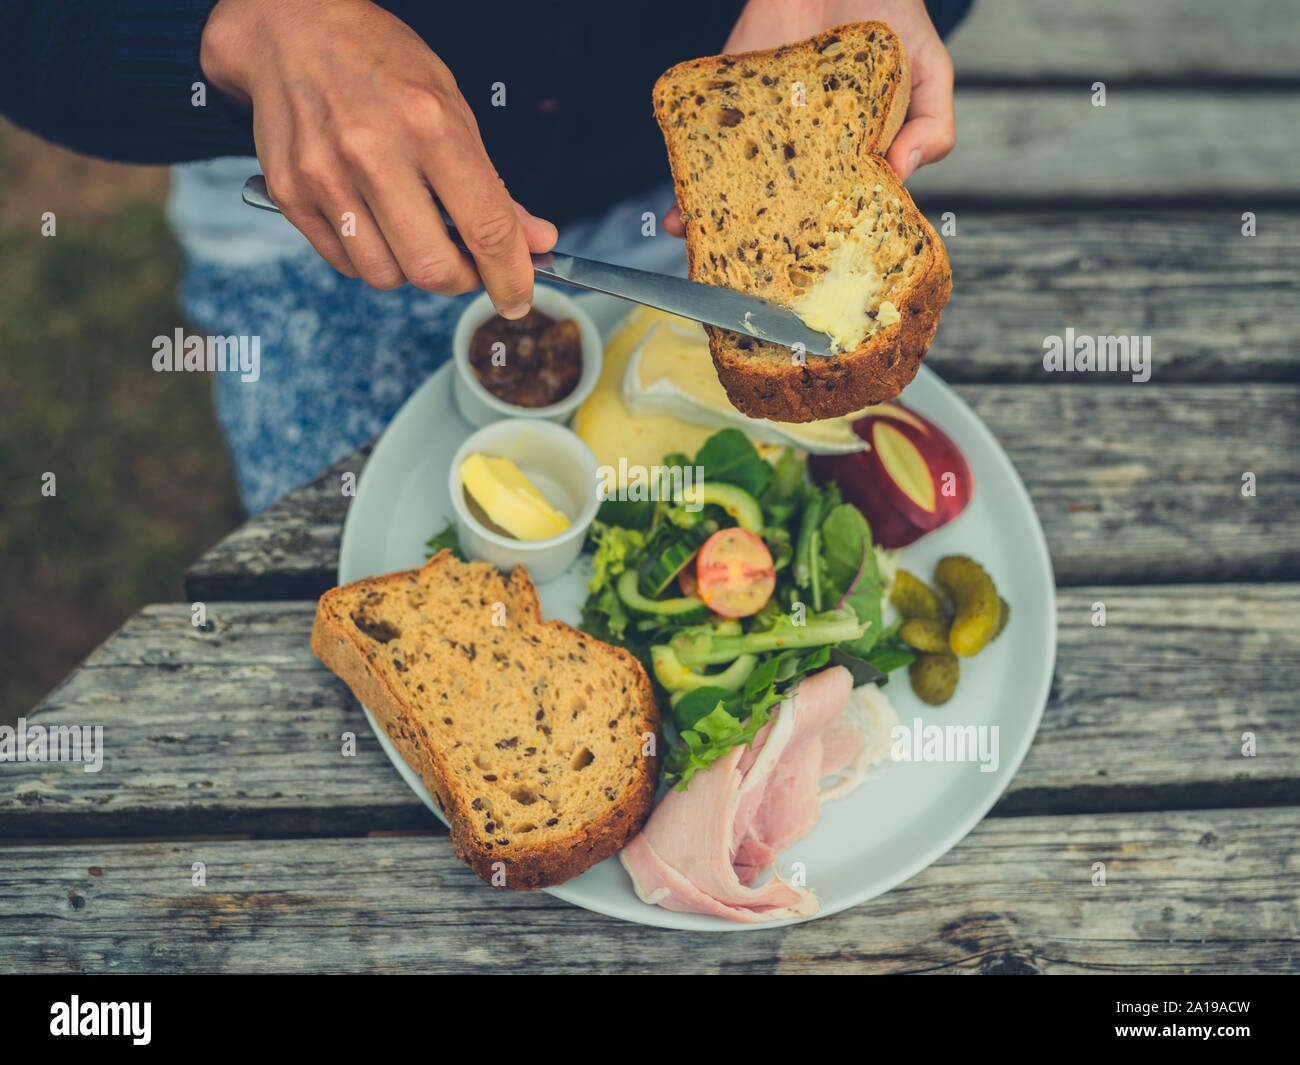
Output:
top-left (451, 285), bottom-right (603, 428)
top-left (448, 419), bottom-right (600, 582)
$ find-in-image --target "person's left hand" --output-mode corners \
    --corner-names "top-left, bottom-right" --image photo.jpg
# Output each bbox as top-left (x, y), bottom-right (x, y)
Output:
top-left (665, 0), bottom-right (955, 237)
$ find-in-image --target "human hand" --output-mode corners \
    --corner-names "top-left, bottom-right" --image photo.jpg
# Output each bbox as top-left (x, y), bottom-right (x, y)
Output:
top-left (665, 0), bottom-right (954, 237)
top-left (201, 0), bottom-right (556, 315)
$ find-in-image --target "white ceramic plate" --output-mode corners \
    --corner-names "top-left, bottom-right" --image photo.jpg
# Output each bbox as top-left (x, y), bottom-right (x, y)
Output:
top-left (338, 292), bottom-right (1056, 930)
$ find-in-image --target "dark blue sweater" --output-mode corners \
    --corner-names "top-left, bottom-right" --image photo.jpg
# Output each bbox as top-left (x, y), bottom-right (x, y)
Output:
top-left (0, 1), bottom-right (971, 225)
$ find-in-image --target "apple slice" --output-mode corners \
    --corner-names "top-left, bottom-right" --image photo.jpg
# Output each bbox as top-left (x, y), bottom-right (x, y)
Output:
top-left (810, 401), bottom-right (973, 548)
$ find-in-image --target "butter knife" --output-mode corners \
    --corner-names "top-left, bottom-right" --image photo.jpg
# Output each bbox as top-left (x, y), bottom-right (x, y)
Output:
top-left (241, 175), bottom-right (836, 358)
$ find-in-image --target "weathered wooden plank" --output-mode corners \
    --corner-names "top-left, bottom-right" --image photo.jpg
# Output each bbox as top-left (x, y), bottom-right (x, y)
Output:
top-left (185, 383), bottom-right (1300, 601)
top-left (186, 443), bottom-right (371, 602)
top-left (1003, 585), bottom-right (1300, 816)
top-left (2, 808), bottom-right (1295, 973)
top-left (948, 0), bottom-right (1299, 83)
top-left (907, 91), bottom-right (1300, 204)
top-left (959, 385), bottom-right (1299, 586)
top-left (3, 586), bottom-right (1297, 837)
top-left (932, 213), bottom-right (1300, 385)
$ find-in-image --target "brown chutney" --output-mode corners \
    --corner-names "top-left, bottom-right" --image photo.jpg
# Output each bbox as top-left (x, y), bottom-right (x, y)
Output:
top-left (468, 309), bottom-right (583, 408)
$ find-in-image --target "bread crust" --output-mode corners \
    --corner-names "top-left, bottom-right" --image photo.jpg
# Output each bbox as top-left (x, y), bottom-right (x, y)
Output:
top-left (654, 21), bottom-right (951, 423)
top-left (311, 552), bottom-right (660, 891)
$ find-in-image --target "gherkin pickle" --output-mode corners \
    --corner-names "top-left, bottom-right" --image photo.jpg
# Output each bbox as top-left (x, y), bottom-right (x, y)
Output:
top-left (934, 555), bottom-right (1001, 657)
top-left (899, 617), bottom-right (951, 653)
top-left (891, 569), bottom-right (947, 621)
top-left (909, 653), bottom-right (959, 705)
top-left (994, 597), bottom-right (1011, 640)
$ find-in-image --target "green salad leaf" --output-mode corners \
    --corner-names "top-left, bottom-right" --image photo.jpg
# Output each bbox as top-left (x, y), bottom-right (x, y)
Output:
top-left (856, 618), bottom-right (915, 675)
top-left (672, 684), bottom-right (742, 731)
top-left (760, 446), bottom-right (806, 526)
top-left (594, 497), bottom-right (655, 530)
top-left (424, 519), bottom-right (466, 561)
top-left (587, 520), bottom-right (645, 592)
top-left (694, 428), bottom-right (771, 497)
top-left (562, 430), bottom-right (916, 793)
top-left (579, 520), bottom-right (647, 647)
top-left (793, 481), bottom-right (840, 589)
top-left (819, 503), bottom-right (885, 657)
top-left (664, 646), bottom-right (832, 789)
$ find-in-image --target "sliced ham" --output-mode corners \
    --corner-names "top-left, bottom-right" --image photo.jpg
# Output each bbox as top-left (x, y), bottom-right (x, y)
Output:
top-left (620, 666), bottom-right (898, 922)
top-left (819, 683), bottom-right (899, 802)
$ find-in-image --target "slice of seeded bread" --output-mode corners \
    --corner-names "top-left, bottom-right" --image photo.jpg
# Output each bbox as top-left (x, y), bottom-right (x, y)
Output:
top-left (311, 550), bottom-right (660, 890)
top-left (654, 21), bottom-right (952, 422)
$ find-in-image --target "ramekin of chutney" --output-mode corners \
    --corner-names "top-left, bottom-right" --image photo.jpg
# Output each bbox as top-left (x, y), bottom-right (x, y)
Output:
top-left (451, 286), bottom-right (603, 427)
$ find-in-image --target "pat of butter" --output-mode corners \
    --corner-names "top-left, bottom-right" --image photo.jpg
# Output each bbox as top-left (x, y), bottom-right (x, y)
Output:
top-left (792, 199), bottom-right (904, 352)
top-left (459, 454), bottom-right (570, 541)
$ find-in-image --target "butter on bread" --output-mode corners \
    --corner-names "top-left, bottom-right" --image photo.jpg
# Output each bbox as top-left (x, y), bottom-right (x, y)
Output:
top-left (654, 21), bottom-right (951, 422)
top-left (311, 551), bottom-right (659, 889)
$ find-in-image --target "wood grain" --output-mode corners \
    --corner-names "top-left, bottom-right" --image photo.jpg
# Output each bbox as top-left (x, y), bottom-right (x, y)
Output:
top-left (929, 213), bottom-right (1300, 385)
top-left (186, 443), bottom-right (371, 602)
top-left (3, 587), bottom-right (1297, 838)
top-left (185, 382), bottom-right (1300, 601)
top-left (947, 0), bottom-right (1300, 83)
top-left (2, 807), bottom-right (1294, 973)
top-left (906, 91), bottom-right (1300, 204)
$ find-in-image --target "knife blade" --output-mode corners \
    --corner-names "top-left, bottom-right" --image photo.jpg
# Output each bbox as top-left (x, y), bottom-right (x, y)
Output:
top-left (241, 175), bottom-right (837, 358)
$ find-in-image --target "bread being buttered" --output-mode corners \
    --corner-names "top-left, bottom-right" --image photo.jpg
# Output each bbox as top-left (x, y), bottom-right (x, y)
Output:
top-left (654, 21), bottom-right (952, 422)
top-left (311, 551), bottom-right (660, 889)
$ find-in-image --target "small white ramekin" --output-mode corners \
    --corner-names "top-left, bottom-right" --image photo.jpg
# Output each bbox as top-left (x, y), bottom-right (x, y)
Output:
top-left (449, 419), bottom-right (600, 583)
top-left (451, 285), bottom-right (603, 428)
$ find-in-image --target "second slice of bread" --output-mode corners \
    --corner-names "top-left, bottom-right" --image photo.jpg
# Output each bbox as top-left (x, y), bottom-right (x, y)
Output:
top-left (311, 551), bottom-right (660, 890)
top-left (654, 21), bottom-right (952, 423)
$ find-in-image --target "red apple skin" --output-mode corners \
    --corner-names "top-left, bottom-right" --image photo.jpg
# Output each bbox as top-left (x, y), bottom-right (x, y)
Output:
top-left (810, 454), bottom-right (930, 548)
top-left (864, 400), bottom-right (930, 434)
top-left (864, 421), bottom-right (944, 532)
top-left (864, 412), bottom-right (973, 528)
top-left (810, 402), bottom-right (974, 548)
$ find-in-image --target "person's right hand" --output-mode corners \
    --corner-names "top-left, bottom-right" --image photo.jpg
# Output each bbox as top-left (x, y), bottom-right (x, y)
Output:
top-left (200, 0), bottom-right (556, 317)
top-left (665, 0), bottom-right (955, 238)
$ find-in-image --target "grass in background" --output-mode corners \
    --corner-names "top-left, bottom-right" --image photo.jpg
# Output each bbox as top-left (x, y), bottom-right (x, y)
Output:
top-left (0, 120), bottom-right (243, 724)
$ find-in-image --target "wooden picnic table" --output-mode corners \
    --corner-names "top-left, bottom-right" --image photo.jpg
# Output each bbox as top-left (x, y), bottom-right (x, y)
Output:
top-left (3, 1), bottom-right (1298, 974)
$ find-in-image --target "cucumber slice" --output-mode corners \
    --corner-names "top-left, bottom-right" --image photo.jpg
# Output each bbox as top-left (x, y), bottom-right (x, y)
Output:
top-left (652, 645), bottom-right (759, 694)
top-left (641, 522), bottom-right (714, 599)
top-left (677, 482), bottom-right (763, 534)
top-left (616, 568), bottom-right (707, 621)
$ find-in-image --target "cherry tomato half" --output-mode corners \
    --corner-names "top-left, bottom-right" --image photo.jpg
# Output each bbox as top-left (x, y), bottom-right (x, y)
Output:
top-left (695, 528), bottom-right (776, 618)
